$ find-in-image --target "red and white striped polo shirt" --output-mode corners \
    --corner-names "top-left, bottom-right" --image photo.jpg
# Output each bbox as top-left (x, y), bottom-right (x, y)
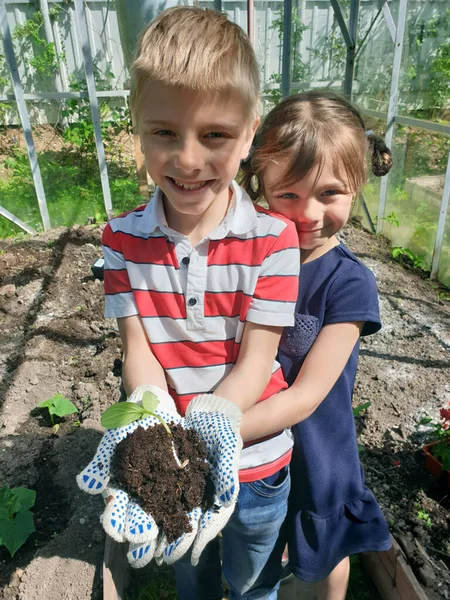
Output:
top-left (102, 181), bottom-right (300, 482)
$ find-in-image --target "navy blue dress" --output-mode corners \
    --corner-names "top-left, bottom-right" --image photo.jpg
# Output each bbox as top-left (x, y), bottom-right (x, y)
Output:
top-left (278, 243), bottom-right (391, 582)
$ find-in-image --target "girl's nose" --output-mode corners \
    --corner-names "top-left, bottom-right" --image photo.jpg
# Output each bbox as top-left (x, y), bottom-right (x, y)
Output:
top-left (296, 198), bottom-right (321, 223)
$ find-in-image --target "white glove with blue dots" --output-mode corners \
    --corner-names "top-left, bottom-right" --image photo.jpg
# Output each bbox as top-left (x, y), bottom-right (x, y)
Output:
top-left (131, 394), bottom-right (242, 568)
top-left (76, 385), bottom-right (181, 555)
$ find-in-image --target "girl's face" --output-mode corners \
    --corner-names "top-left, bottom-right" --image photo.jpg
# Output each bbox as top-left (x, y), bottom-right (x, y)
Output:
top-left (262, 157), bottom-right (354, 262)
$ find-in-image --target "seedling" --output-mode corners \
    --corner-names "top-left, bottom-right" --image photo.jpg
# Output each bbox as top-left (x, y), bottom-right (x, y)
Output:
top-left (0, 486), bottom-right (36, 557)
top-left (417, 509), bottom-right (432, 528)
top-left (36, 393), bottom-right (78, 429)
top-left (352, 402), bottom-right (371, 417)
top-left (101, 392), bottom-right (189, 468)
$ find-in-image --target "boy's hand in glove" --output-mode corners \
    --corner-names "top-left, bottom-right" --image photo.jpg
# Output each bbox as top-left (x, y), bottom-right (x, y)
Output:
top-left (77, 385), bottom-right (181, 553)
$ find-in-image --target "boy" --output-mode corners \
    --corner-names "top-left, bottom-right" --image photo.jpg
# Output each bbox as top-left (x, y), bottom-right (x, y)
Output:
top-left (78, 7), bottom-right (299, 600)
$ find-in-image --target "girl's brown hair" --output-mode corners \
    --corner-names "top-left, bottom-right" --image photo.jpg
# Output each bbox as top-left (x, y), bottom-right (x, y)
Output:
top-left (241, 91), bottom-right (392, 200)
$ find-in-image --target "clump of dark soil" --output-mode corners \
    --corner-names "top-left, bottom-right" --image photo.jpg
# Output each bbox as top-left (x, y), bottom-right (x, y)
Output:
top-left (112, 423), bottom-right (214, 542)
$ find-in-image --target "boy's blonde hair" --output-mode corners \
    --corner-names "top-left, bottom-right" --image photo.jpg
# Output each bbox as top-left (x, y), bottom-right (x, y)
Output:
top-left (130, 6), bottom-right (260, 126)
top-left (241, 91), bottom-right (392, 200)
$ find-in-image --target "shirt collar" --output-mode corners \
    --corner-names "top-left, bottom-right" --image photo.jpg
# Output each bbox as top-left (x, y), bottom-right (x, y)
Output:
top-left (137, 180), bottom-right (257, 240)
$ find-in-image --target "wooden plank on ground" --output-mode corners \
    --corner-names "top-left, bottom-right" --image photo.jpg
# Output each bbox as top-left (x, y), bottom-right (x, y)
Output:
top-left (103, 535), bottom-right (130, 600)
top-left (361, 552), bottom-right (401, 600)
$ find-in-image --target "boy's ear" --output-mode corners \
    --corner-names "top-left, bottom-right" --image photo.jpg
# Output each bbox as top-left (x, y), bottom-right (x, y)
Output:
top-left (241, 116), bottom-right (260, 160)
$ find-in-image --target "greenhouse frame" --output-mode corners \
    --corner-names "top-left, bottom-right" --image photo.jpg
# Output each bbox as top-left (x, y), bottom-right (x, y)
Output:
top-left (0, 0), bottom-right (449, 286)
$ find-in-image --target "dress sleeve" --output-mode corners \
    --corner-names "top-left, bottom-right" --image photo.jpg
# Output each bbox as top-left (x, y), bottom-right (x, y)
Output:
top-left (102, 222), bottom-right (138, 319)
top-left (324, 263), bottom-right (381, 336)
top-left (246, 220), bottom-right (300, 327)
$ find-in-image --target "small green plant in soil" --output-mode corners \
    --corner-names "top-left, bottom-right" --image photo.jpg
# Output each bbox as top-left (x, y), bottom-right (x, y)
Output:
top-left (101, 392), bottom-right (168, 428)
top-left (392, 246), bottom-right (424, 270)
top-left (0, 486), bottom-right (36, 557)
top-left (102, 391), bottom-right (188, 468)
top-left (103, 393), bottom-right (214, 542)
top-left (352, 402), bottom-right (371, 418)
top-left (419, 404), bottom-right (450, 470)
top-left (36, 393), bottom-right (78, 431)
top-left (417, 509), bottom-right (433, 528)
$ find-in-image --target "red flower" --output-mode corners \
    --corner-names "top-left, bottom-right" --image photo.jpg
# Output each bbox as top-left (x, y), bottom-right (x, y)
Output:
top-left (394, 459), bottom-right (400, 467)
top-left (440, 408), bottom-right (450, 421)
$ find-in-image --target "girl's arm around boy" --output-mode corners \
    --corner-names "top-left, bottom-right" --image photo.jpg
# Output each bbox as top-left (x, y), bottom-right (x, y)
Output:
top-left (240, 320), bottom-right (363, 441)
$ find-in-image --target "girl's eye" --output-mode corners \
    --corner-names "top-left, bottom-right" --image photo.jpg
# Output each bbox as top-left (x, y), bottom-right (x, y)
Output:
top-left (154, 130), bottom-right (174, 137)
top-left (322, 189), bottom-right (340, 196)
top-left (279, 193), bottom-right (298, 199)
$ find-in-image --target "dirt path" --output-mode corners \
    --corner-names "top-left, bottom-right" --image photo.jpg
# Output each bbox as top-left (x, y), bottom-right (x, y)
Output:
top-left (0, 222), bottom-right (449, 600)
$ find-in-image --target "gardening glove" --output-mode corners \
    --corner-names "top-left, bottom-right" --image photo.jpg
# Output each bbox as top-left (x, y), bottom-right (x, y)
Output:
top-left (76, 384), bottom-right (181, 547)
top-left (155, 393), bottom-right (242, 566)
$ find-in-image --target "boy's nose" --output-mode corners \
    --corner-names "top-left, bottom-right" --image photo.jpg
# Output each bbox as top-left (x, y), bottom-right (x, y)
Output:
top-left (174, 139), bottom-right (204, 173)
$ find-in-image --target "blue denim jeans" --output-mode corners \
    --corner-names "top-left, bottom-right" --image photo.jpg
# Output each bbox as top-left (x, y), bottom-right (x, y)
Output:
top-left (173, 466), bottom-right (290, 600)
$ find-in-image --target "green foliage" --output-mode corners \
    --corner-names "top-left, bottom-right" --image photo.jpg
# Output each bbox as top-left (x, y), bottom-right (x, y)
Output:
top-left (0, 148), bottom-right (143, 238)
top-left (13, 10), bottom-right (64, 80)
top-left (0, 486), bottom-right (36, 557)
top-left (382, 212), bottom-right (399, 228)
top-left (392, 247), bottom-right (424, 270)
top-left (266, 7), bottom-right (309, 103)
top-left (37, 393), bottom-right (78, 425)
top-left (125, 563), bottom-right (177, 600)
top-left (61, 70), bottom-right (132, 155)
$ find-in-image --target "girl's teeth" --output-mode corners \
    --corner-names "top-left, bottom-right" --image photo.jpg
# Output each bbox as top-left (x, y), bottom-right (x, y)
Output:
top-left (173, 179), bottom-right (205, 191)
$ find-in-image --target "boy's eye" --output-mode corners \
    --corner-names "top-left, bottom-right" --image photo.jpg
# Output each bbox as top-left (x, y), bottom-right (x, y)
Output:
top-left (322, 190), bottom-right (340, 196)
top-left (154, 130), bottom-right (174, 137)
top-left (206, 132), bottom-right (227, 139)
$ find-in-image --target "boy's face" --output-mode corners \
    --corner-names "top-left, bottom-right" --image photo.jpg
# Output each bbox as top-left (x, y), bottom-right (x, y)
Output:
top-left (139, 83), bottom-right (258, 228)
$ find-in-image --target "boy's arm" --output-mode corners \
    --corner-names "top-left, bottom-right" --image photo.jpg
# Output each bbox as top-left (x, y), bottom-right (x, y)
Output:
top-left (117, 315), bottom-right (168, 396)
top-left (214, 322), bottom-right (282, 412)
top-left (240, 321), bottom-right (363, 441)
top-left (214, 216), bottom-right (299, 412)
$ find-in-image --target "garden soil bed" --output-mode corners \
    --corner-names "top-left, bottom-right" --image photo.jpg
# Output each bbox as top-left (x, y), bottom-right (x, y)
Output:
top-left (0, 221), bottom-right (449, 600)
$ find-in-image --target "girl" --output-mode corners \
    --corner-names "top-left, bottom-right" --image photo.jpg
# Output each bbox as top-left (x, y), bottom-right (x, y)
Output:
top-left (240, 91), bottom-right (393, 600)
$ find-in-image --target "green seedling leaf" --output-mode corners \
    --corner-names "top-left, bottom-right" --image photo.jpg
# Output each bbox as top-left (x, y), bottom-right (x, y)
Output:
top-left (0, 486), bottom-right (36, 557)
top-left (49, 395), bottom-right (77, 418)
top-left (0, 487), bottom-right (16, 514)
top-left (419, 416), bottom-right (433, 425)
top-left (37, 394), bottom-right (78, 422)
top-left (0, 510), bottom-right (35, 557)
top-left (142, 392), bottom-right (160, 414)
top-left (11, 487), bottom-right (36, 513)
top-left (101, 402), bottom-right (145, 428)
top-left (352, 402), bottom-right (371, 417)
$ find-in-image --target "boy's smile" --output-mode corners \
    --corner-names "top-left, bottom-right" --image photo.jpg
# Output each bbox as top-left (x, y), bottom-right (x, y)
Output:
top-left (139, 82), bottom-right (258, 240)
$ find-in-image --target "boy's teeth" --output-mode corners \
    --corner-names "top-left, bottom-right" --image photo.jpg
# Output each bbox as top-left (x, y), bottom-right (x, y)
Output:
top-left (173, 179), bottom-right (205, 191)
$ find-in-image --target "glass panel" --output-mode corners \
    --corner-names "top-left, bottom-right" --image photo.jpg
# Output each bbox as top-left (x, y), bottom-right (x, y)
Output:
top-left (437, 185), bottom-right (450, 289)
top-left (352, 4), bottom-right (395, 113)
top-left (397, 1), bottom-right (450, 123)
top-left (260, 0), bottom-right (347, 112)
top-left (381, 124), bottom-right (449, 272)
top-left (355, 117), bottom-right (389, 231)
